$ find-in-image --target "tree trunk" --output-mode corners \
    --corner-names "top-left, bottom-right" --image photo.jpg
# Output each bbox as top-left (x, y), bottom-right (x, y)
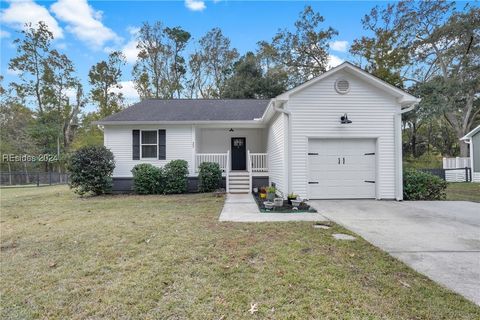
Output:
top-left (459, 139), bottom-right (469, 157)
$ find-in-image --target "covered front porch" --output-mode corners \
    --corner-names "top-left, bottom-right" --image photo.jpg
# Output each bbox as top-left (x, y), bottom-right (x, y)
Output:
top-left (193, 127), bottom-right (269, 193)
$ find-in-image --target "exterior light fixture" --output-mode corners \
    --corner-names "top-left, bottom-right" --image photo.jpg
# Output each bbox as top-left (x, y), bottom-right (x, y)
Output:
top-left (340, 113), bottom-right (352, 124)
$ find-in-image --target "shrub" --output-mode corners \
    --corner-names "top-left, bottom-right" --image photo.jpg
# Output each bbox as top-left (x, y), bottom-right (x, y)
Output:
top-left (163, 159), bottom-right (189, 194)
top-left (198, 162), bottom-right (222, 192)
top-left (131, 164), bottom-right (164, 194)
top-left (68, 146), bottom-right (115, 196)
top-left (403, 169), bottom-right (447, 200)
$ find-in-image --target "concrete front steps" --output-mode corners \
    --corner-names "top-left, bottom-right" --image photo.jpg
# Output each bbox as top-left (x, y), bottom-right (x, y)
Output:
top-left (228, 171), bottom-right (250, 194)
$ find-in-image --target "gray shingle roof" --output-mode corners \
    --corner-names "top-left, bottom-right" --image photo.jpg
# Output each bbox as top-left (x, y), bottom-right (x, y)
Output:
top-left (98, 99), bottom-right (270, 122)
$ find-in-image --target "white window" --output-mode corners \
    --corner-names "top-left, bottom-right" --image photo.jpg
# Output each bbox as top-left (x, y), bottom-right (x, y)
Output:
top-left (141, 130), bottom-right (157, 159)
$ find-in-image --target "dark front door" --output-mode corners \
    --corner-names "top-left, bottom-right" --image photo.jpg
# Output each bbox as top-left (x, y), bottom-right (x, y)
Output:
top-left (231, 137), bottom-right (246, 170)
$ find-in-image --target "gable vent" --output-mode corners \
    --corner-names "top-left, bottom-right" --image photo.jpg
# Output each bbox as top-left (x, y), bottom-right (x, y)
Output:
top-left (335, 78), bottom-right (350, 94)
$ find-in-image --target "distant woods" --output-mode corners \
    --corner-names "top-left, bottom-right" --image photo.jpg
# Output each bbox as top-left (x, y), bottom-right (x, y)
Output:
top-left (1, 2), bottom-right (479, 176)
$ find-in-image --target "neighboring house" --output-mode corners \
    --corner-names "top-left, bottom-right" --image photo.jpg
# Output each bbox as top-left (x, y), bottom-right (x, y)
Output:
top-left (460, 125), bottom-right (480, 183)
top-left (96, 62), bottom-right (420, 200)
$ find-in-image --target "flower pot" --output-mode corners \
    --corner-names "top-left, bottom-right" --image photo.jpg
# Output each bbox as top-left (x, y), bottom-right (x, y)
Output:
top-left (291, 199), bottom-right (302, 208)
top-left (287, 197), bottom-right (297, 205)
top-left (273, 198), bottom-right (283, 207)
top-left (264, 201), bottom-right (274, 210)
top-left (267, 192), bottom-right (275, 201)
top-left (260, 193), bottom-right (266, 199)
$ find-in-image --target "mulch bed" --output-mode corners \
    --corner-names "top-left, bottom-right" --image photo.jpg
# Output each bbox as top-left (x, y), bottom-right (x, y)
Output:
top-left (252, 193), bottom-right (317, 213)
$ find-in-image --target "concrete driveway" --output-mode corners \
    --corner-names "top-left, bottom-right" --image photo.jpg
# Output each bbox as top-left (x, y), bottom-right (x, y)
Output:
top-left (310, 200), bottom-right (480, 305)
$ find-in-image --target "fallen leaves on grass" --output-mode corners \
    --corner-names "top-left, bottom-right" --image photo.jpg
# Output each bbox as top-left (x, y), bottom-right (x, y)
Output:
top-left (248, 303), bottom-right (258, 314)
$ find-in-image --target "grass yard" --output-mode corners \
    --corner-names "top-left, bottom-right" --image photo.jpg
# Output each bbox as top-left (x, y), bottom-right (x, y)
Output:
top-left (447, 182), bottom-right (480, 202)
top-left (1, 186), bottom-right (479, 319)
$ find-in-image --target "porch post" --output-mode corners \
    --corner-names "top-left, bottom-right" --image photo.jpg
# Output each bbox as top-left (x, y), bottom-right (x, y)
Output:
top-left (226, 150), bottom-right (230, 193)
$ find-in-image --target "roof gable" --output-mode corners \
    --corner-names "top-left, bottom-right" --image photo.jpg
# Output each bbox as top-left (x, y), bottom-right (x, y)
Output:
top-left (276, 62), bottom-right (420, 106)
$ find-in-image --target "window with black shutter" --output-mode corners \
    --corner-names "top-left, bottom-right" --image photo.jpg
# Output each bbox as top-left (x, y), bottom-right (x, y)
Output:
top-left (158, 129), bottom-right (166, 160)
top-left (132, 130), bottom-right (140, 160)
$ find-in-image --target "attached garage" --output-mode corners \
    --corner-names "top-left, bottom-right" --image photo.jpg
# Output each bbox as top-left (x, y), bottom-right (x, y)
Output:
top-left (270, 62), bottom-right (421, 200)
top-left (308, 139), bottom-right (376, 199)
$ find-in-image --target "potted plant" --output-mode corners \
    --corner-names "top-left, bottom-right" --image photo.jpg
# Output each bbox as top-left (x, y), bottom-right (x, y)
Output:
top-left (273, 197), bottom-right (283, 207)
top-left (266, 186), bottom-right (276, 201)
top-left (264, 201), bottom-right (274, 210)
top-left (291, 199), bottom-right (302, 208)
top-left (287, 192), bottom-right (298, 205)
top-left (259, 186), bottom-right (267, 199)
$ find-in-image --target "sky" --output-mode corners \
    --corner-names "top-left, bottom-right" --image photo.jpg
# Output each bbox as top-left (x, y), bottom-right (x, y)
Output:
top-left (0, 0), bottom-right (468, 112)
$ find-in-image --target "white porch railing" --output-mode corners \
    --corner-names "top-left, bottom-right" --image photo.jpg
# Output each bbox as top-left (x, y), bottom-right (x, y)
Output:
top-left (195, 153), bottom-right (228, 172)
top-left (443, 157), bottom-right (470, 169)
top-left (249, 153), bottom-right (268, 172)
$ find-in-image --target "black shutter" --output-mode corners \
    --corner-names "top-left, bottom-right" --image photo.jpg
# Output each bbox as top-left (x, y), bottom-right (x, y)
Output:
top-left (158, 129), bottom-right (166, 160)
top-left (132, 130), bottom-right (140, 160)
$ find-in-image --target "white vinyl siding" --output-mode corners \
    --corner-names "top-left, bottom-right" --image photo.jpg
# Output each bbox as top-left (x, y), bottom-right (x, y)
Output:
top-left (266, 112), bottom-right (286, 193)
top-left (287, 69), bottom-right (400, 199)
top-left (104, 125), bottom-right (193, 177)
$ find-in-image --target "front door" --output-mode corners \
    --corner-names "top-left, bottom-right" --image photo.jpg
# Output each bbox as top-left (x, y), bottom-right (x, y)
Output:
top-left (231, 137), bottom-right (246, 170)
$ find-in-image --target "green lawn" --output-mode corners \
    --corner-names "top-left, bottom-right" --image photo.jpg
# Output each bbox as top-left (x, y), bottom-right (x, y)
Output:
top-left (1, 186), bottom-right (479, 319)
top-left (447, 182), bottom-right (480, 202)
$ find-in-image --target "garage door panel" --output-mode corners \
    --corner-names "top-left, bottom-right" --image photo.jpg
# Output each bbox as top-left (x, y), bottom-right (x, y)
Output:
top-left (308, 139), bottom-right (376, 199)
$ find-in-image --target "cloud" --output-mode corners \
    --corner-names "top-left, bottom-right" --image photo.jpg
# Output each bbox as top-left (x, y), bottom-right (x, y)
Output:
top-left (121, 27), bottom-right (140, 64)
top-left (51, 0), bottom-right (119, 49)
top-left (7, 68), bottom-right (20, 76)
top-left (0, 0), bottom-right (63, 39)
top-left (0, 30), bottom-right (11, 38)
top-left (329, 40), bottom-right (349, 53)
top-left (327, 55), bottom-right (344, 70)
top-left (104, 27), bottom-right (139, 64)
top-left (185, 0), bottom-right (206, 11)
top-left (112, 81), bottom-right (139, 102)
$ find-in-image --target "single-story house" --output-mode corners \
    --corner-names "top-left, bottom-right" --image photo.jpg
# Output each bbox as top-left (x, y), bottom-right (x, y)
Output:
top-left (460, 125), bottom-right (480, 182)
top-left (96, 62), bottom-right (420, 200)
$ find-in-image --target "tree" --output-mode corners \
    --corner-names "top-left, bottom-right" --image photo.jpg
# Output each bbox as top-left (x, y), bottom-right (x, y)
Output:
top-left (397, 1), bottom-right (480, 156)
top-left (349, 4), bottom-right (409, 87)
top-left (187, 28), bottom-right (239, 98)
top-left (133, 22), bottom-right (191, 99)
top-left (164, 27), bottom-right (191, 98)
top-left (223, 52), bottom-right (263, 98)
top-left (269, 6), bottom-right (337, 86)
top-left (0, 86), bottom-right (37, 175)
top-left (352, 1), bottom-right (480, 157)
top-left (89, 51), bottom-right (126, 118)
top-left (8, 22), bottom-right (84, 167)
top-left (8, 22), bottom-right (53, 115)
top-left (223, 52), bottom-right (287, 99)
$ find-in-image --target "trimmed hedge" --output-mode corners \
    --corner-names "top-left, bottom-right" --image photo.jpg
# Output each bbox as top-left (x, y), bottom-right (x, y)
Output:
top-left (68, 146), bottom-right (115, 196)
top-left (403, 168), bottom-right (447, 200)
top-left (163, 159), bottom-right (189, 194)
top-left (131, 163), bottom-right (163, 194)
top-left (198, 162), bottom-right (222, 192)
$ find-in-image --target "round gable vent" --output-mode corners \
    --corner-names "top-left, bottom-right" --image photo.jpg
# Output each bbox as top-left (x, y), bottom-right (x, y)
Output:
top-left (335, 78), bottom-right (350, 94)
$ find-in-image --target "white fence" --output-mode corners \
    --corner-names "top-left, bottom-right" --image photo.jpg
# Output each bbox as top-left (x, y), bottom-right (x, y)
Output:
top-left (195, 152), bottom-right (229, 172)
top-left (443, 157), bottom-right (470, 169)
top-left (249, 153), bottom-right (268, 172)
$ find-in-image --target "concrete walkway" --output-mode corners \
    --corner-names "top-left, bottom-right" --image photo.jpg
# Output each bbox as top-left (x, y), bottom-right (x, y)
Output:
top-left (310, 200), bottom-right (480, 305)
top-left (219, 193), bottom-right (327, 222)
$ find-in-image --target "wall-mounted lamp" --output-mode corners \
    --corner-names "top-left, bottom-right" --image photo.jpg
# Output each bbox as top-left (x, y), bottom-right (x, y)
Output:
top-left (340, 113), bottom-right (352, 124)
top-left (229, 128), bottom-right (234, 132)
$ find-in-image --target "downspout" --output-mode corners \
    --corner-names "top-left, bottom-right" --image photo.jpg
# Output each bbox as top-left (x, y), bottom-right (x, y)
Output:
top-left (273, 99), bottom-right (291, 196)
top-left (395, 102), bottom-right (420, 200)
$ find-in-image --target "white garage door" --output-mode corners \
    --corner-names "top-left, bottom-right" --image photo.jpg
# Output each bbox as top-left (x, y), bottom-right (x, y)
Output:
top-left (308, 139), bottom-right (376, 199)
